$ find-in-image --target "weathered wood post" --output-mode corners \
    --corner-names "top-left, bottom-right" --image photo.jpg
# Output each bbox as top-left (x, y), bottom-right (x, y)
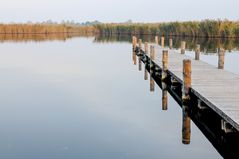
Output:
top-left (181, 41), bottom-right (186, 54)
top-left (182, 105), bottom-right (191, 144)
top-left (145, 42), bottom-right (148, 53)
top-left (149, 45), bottom-right (155, 92)
top-left (162, 50), bottom-right (168, 81)
top-left (182, 59), bottom-right (191, 102)
top-left (195, 44), bottom-right (200, 60)
top-left (150, 45), bottom-right (156, 60)
top-left (139, 39), bottom-right (142, 50)
top-left (169, 38), bottom-right (173, 49)
top-left (132, 36), bottom-right (137, 51)
top-left (218, 48), bottom-right (225, 69)
top-left (161, 36), bottom-right (165, 48)
top-left (162, 82), bottom-right (168, 110)
top-left (155, 36), bottom-right (159, 45)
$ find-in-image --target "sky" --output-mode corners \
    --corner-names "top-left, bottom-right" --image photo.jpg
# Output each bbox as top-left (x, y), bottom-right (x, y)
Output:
top-left (0, 0), bottom-right (238, 23)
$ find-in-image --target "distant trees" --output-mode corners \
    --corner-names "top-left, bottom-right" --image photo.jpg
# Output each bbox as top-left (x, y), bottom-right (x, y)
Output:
top-left (94, 20), bottom-right (239, 38)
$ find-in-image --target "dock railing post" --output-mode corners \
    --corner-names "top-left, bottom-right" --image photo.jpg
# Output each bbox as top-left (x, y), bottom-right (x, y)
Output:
top-left (149, 45), bottom-right (155, 92)
top-left (218, 48), bottom-right (225, 69)
top-left (150, 46), bottom-right (156, 60)
top-left (139, 39), bottom-right (142, 50)
top-left (169, 38), bottom-right (173, 49)
top-left (155, 36), bottom-right (159, 45)
top-left (195, 44), bottom-right (200, 60)
top-left (162, 50), bottom-right (168, 81)
top-left (182, 59), bottom-right (191, 102)
top-left (132, 36), bottom-right (137, 51)
top-left (181, 41), bottom-right (186, 54)
top-left (161, 36), bottom-right (165, 48)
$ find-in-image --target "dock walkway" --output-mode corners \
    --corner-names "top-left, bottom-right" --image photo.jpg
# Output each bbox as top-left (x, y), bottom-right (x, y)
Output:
top-left (135, 42), bottom-right (239, 131)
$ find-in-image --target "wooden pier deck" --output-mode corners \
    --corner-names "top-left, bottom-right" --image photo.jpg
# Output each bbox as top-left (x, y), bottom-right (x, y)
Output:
top-left (134, 40), bottom-right (239, 131)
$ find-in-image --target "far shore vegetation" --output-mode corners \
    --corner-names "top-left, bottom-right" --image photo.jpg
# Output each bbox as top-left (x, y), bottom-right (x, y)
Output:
top-left (95, 20), bottom-right (239, 38)
top-left (0, 19), bottom-right (239, 38)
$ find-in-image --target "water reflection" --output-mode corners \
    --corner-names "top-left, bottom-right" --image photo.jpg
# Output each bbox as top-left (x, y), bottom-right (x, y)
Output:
top-left (0, 33), bottom-right (92, 42)
top-left (182, 105), bottom-right (191, 145)
top-left (161, 82), bottom-right (168, 111)
top-left (95, 34), bottom-right (239, 53)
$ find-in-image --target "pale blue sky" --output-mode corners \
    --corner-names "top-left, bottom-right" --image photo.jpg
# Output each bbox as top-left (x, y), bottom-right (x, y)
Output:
top-left (0, 0), bottom-right (238, 23)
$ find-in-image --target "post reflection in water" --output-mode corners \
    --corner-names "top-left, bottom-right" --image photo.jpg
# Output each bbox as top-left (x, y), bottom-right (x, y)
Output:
top-left (144, 65), bottom-right (148, 80)
top-left (182, 105), bottom-right (191, 145)
top-left (138, 57), bottom-right (142, 71)
top-left (162, 82), bottom-right (168, 110)
top-left (150, 71), bottom-right (155, 92)
top-left (132, 50), bottom-right (137, 65)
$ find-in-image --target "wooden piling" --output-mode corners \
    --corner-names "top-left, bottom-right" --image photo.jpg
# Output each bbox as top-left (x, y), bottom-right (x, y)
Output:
top-left (145, 42), bottom-right (148, 53)
top-left (169, 38), bottom-right (173, 49)
top-left (162, 82), bottom-right (168, 110)
top-left (132, 36), bottom-right (137, 50)
top-left (139, 39), bottom-right (142, 50)
top-left (155, 36), bottom-right (159, 45)
top-left (181, 41), bottom-right (186, 54)
top-left (195, 44), bottom-right (200, 60)
top-left (182, 59), bottom-right (191, 101)
top-left (218, 48), bottom-right (225, 69)
top-left (161, 36), bottom-right (165, 48)
top-left (162, 50), bottom-right (168, 80)
top-left (182, 105), bottom-right (191, 144)
top-left (150, 46), bottom-right (156, 60)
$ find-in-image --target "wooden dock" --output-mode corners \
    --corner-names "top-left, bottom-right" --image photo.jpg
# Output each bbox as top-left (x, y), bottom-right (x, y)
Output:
top-left (132, 36), bottom-right (239, 132)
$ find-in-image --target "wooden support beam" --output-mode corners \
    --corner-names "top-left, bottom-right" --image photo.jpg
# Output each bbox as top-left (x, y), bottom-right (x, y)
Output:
top-left (161, 36), bottom-right (165, 48)
top-left (155, 36), bottom-right (159, 45)
top-left (181, 41), bottom-right (186, 54)
top-left (162, 50), bottom-right (168, 80)
top-left (195, 44), bottom-right (200, 60)
top-left (139, 39), bottom-right (142, 50)
top-left (182, 59), bottom-right (191, 101)
top-left (169, 38), bottom-right (173, 49)
top-left (132, 36), bottom-right (137, 50)
top-left (218, 48), bottom-right (225, 69)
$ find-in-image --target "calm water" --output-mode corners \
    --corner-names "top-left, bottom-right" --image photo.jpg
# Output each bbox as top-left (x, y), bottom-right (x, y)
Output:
top-left (0, 35), bottom-right (238, 158)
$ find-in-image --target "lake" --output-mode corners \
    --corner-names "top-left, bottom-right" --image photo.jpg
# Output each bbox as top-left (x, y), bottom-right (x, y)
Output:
top-left (0, 34), bottom-right (238, 159)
